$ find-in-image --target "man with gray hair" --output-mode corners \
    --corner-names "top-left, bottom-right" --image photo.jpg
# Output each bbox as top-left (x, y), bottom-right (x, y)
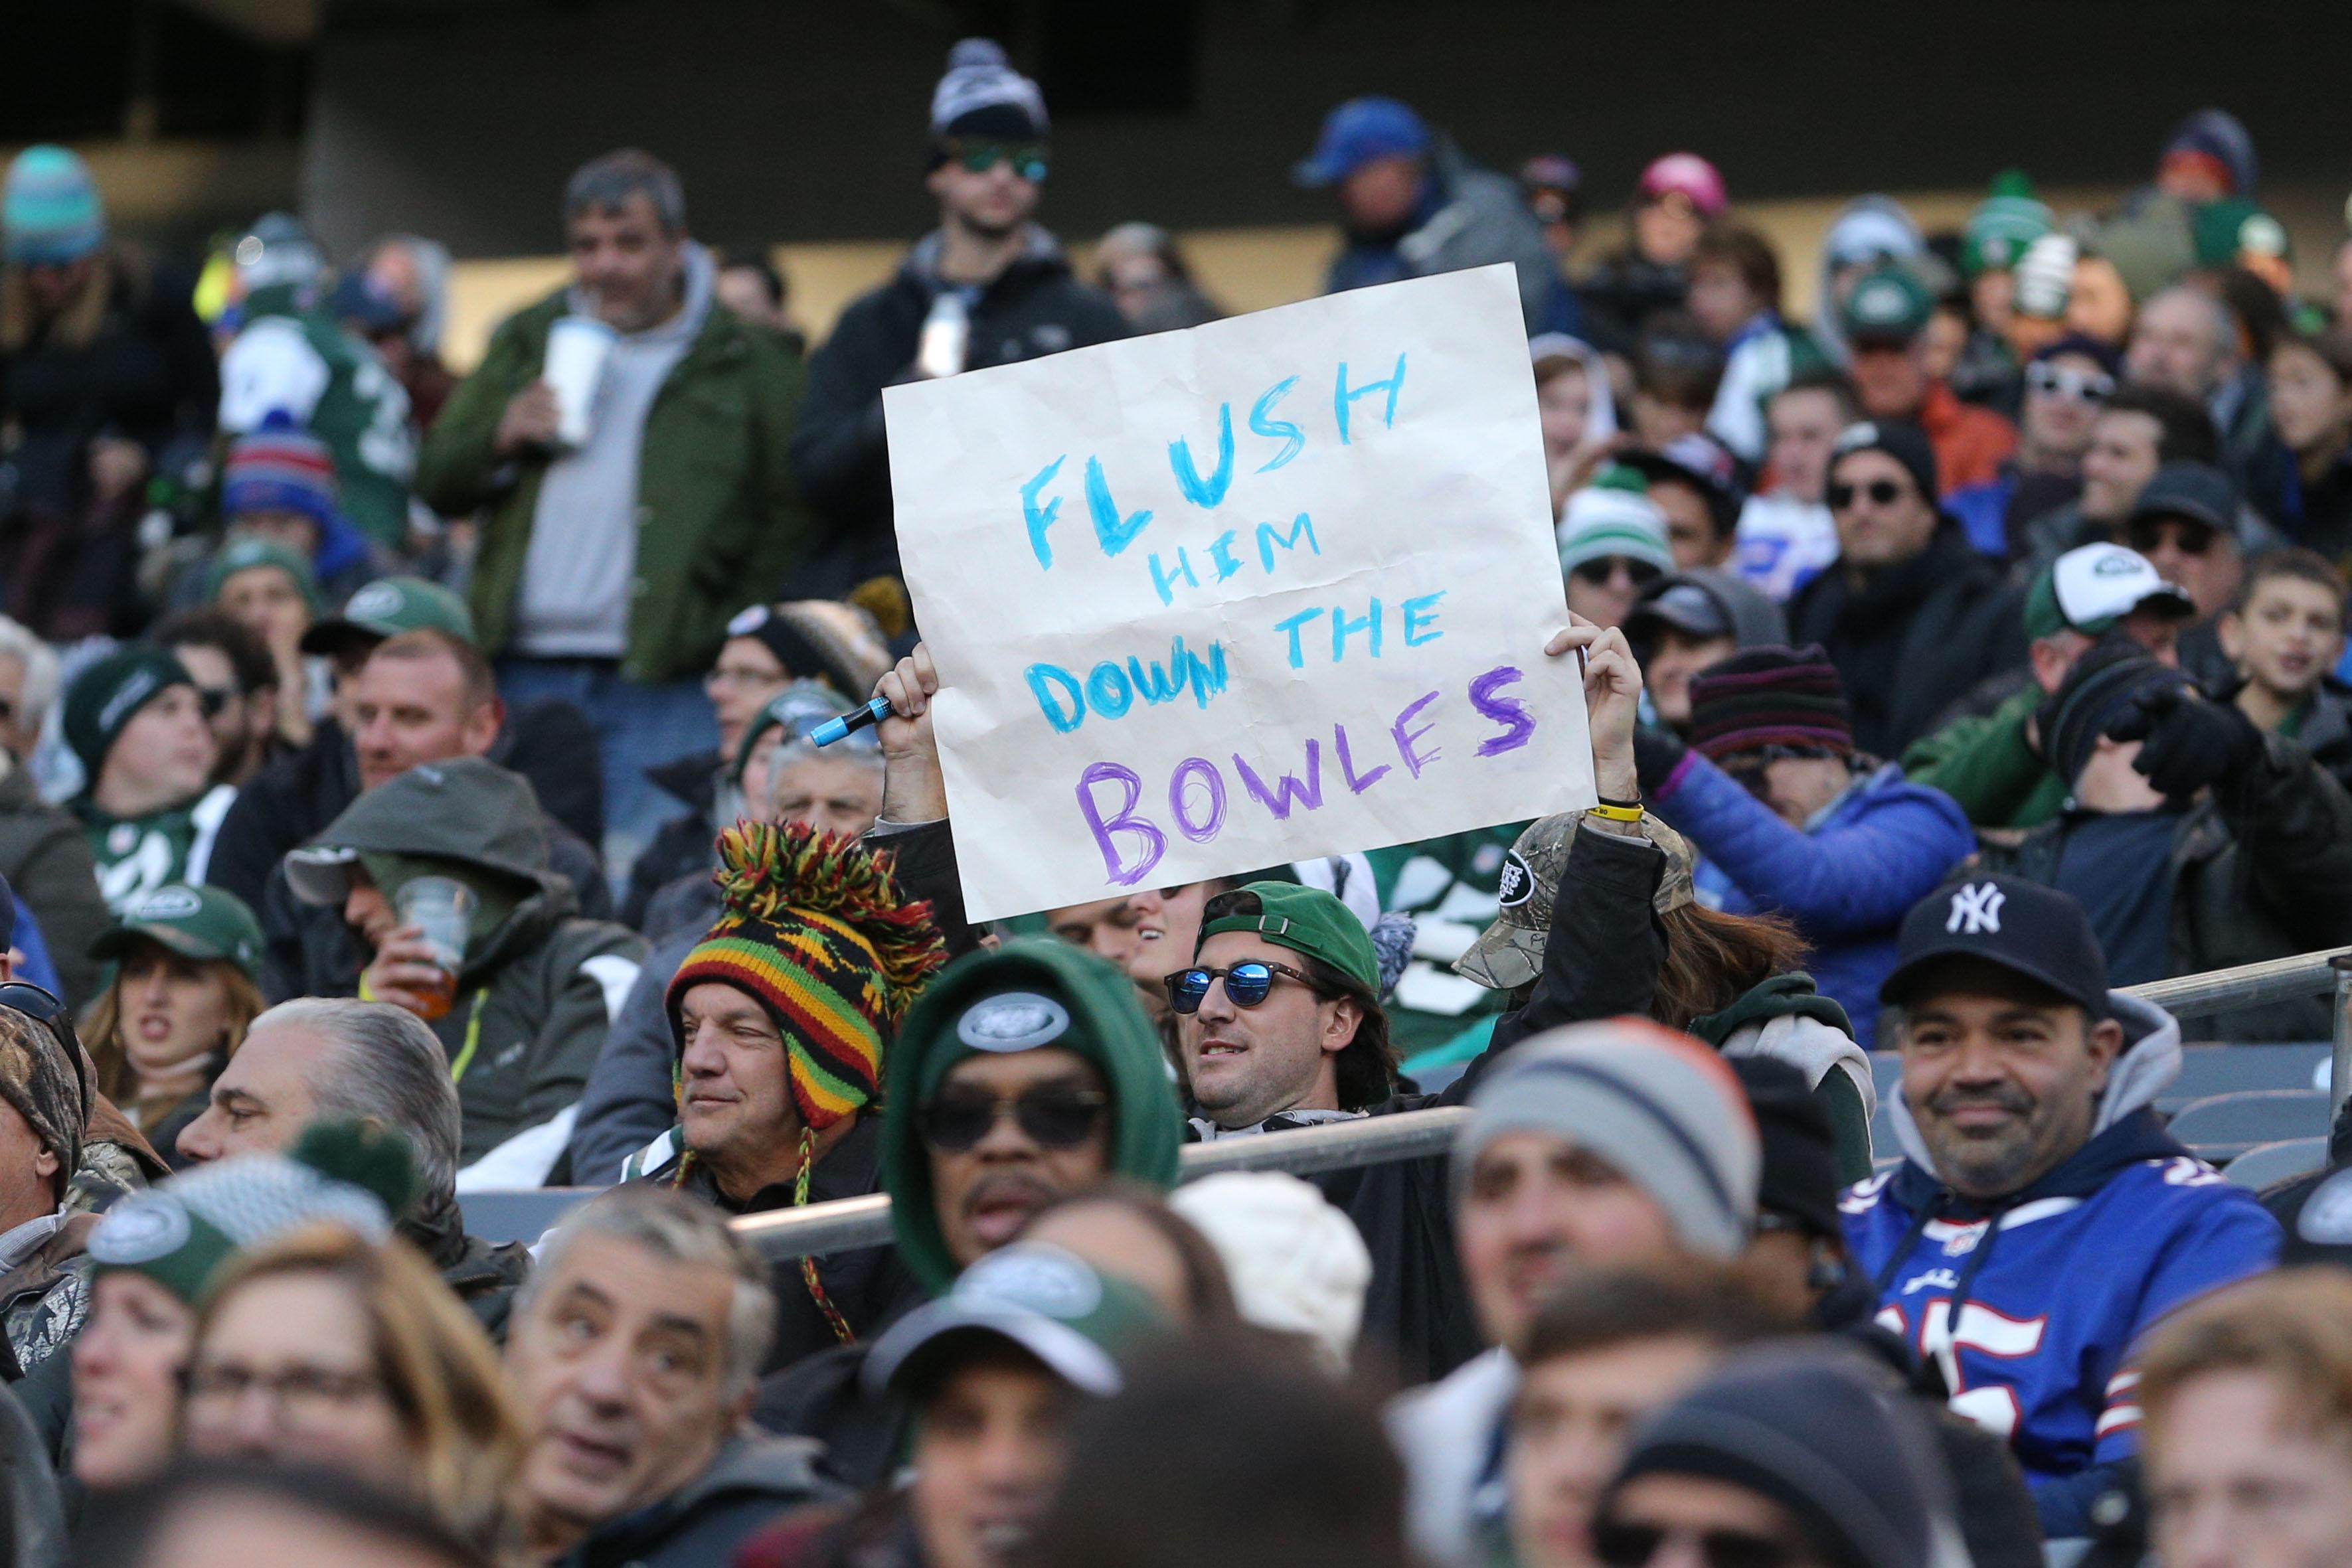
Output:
top-left (505, 1184), bottom-right (835, 1566)
top-left (416, 147), bottom-right (817, 873)
top-left (2126, 284), bottom-right (2271, 473)
top-left (174, 996), bottom-right (531, 1329)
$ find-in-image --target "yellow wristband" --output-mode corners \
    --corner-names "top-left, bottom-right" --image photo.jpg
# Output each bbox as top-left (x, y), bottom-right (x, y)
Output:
top-left (1587, 801), bottom-right (1645, 823)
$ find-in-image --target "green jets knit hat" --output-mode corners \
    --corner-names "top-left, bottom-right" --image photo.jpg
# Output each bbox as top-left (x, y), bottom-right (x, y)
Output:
top-left (85, 1122), bottom-right (414, 1305)
top-left (90, 884), bottom-right (266, 984)
top-left (203, 536), bottom-right (321, 616)
top-left (1558, 467), bottom-right (1673, 577)
top-left (61, 644), bottom-right (196, 780)
top-left (299, 576), bottom-right (475, 660)
top-left (1960, 171), bottom-right (2052, 277)
top-left (1196, 881), bottom-right (1381, 995)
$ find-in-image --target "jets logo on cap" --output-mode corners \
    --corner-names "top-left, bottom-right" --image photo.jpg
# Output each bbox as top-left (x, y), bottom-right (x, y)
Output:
top-left (958, 1242), bottom-right (1102, 1320)
top-left (955, 992), bottom-right (1071, 1052)
top-left (1496, 852), bottom-right (1535, 908)
top-left (88, 1193), bottom-right (192, 1264)
top-left (1946, 882), bottom-right (2005, 935)
top-left (345, 582), bottom-right (402, 619)
top-left (726, 603), bottom-right (772, 636)
top-left (134, 888), bottom-right (203, 921)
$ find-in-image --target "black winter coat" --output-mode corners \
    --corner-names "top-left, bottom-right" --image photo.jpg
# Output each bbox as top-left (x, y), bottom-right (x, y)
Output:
top-left (790, 230), bottom-right (1127, 589)
top-left (1985, 731), bottom-right (2352, 1040)
top-left (1788, 520), bottom-right (2028, 757)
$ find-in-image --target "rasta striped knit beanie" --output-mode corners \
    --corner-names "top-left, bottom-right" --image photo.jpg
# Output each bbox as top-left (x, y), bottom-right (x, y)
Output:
top-left (1688, 644), bottom-right (1853, 760)
top-left (667, 821), bottom-right (948, 1130)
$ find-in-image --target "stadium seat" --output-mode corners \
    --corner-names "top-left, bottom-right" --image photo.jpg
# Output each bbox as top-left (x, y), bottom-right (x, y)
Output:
top-left (2168, 1090), bottom-right (2331, 1162)
top-left (459, 1186), bottom-right (600, 1246)
top-left (2222, 1138), bottom-right (2328, 1192)
top-left (2159, 1043), bottom-right (2331, 1113)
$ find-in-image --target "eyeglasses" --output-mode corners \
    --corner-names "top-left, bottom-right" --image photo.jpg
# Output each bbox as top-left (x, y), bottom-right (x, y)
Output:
top-left (1827, 477), bottom-right (1908, 510)
top-left (1165, 960), bottom-right (1317, 1015)
top-left (194, 686), bottom-right (234, 718)
top-left (2025, 360), bottom-right (2116, 403)
top-left (920, 1085), bottom-right (1109, 1152)
top-left (706, 665), bottom-right (786, 692)
top-left (950, 140), bottom-right (1049, 183)
top-left (1592, 1519), bottom-right (1801, 1568)
top-left (185, 1360), bottom-right (386, 1420)
top-left (1570, 556), bottom-right (1666, 589)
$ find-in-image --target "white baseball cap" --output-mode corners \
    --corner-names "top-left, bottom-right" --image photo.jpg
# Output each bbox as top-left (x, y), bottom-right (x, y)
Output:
top-left (2027, 543), bottom-right (2195, 639)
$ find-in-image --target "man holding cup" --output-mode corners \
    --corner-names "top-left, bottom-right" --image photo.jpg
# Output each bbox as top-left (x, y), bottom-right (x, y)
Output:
top-left (415, 148), bottom-right (815, 878)
top-left (282, 756), bottom-right (645, 1174)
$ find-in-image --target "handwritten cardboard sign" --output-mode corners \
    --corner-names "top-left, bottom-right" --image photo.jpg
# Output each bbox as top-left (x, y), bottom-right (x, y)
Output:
top-left (886, 264), bottom-right (1594, 922)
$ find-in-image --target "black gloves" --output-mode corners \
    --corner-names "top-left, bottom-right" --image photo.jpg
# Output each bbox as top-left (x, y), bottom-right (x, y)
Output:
top-left (1633, 724), bottom-right (1689, 797)
top-left (2105, 686), bottom-right (2265, 799)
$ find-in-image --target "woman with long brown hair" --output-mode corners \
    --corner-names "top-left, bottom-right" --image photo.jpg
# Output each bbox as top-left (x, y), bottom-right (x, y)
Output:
top-left (79, 885), bottom-right (268, 1160)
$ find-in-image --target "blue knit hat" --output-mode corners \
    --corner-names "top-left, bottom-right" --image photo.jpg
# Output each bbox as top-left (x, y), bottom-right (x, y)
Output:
top-left (3, 147), bottom-right (104, 267)
top-left (222, 412), bottom-right (339, 532)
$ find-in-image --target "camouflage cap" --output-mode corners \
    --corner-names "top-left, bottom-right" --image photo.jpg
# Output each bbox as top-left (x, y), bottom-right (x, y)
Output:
top-left (1454, 811), bottom-right (1695, 992)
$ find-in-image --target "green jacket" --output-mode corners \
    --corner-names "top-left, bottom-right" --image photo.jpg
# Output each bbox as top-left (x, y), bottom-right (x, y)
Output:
top-left (1902, 682), bottom-right (2068, 830)
top-left (313, 757), bottom-right (649, 1164)
top-left (879, 940), bottom-right (1182, 1293)
top-left (416, 287), bottom-right (815, 682)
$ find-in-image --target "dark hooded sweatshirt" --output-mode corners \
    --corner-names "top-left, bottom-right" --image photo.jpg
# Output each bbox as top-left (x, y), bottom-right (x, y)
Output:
top-left (300, 757), bottom-right (646, 1164)
top-left (756, 940), bottom-right (1182, 1485)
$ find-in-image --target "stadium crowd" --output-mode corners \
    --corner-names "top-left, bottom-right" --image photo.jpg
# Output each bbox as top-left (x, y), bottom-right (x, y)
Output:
top-left (1, 31), bottom-right (2351, 1568)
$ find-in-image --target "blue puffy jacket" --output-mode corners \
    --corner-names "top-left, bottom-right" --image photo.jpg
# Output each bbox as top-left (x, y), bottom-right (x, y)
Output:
top-left (1651, 755), bottom-right (1974, 1047)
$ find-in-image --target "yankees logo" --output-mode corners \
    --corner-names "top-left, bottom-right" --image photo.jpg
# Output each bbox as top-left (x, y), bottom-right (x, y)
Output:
top-left (1946, 882), bottom-right (2005, 935)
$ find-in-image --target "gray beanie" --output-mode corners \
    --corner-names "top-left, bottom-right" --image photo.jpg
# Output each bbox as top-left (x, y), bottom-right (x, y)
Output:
top-left (930, 39), bottom-right (1048, 141)
top-left (1454, 1020), bottom-right (1760, 1258)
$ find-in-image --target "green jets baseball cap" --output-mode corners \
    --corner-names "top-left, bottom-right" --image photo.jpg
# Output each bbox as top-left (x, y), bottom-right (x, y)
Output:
top-left (299, 576), bottom-right (476, 660)
top-left (1196, 880), bottom-right (1379, 994)
top-left (90, 883), bottom-right (266, 984)
top-left (1840, 262), bottom-right (1934, 345)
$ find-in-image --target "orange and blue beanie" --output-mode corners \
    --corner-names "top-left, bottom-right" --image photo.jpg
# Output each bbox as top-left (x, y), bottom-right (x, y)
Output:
top-left (667, 821), bottom-right (947, 1130)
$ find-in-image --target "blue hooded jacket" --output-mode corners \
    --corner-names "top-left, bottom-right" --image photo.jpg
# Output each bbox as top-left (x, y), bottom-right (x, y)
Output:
top-left (1653, 753), bottom-right (1974, 1047)
top-left (1843, 994), bottom-right (2279, 1539)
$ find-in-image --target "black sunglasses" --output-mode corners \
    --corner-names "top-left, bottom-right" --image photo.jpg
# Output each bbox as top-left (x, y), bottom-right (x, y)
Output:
top-left (195, 686), bottom-right (234, 719)
top-left (2129, 519), bottom-right (2217, 557)
top-left (920, 1085), bottom-right (1108, 1152)
top-left (1827, 477), bottom-right (1908, 510)
top-left (1592, 1520), bottom-right (1800, 1568)
top-left (1570, 556), bottom-right (1666, 589)
top-left (0, 982), bottom-right (90, 1113)
top-left (948, 139), bottom-right (1049, 183)
top-left (1165, 960), bottom-right (1317, 1015)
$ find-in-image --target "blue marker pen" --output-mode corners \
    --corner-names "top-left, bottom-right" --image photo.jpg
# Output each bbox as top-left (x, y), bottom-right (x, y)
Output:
top-left (810, 696), bottom-right (893, 748)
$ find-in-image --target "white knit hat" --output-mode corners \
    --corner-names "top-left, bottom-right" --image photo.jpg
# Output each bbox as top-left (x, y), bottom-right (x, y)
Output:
top-left (1169, 1172), bottom-right (1370, 1375)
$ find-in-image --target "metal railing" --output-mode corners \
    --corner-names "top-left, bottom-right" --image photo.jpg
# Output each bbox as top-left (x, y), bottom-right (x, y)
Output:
top-left (728, 945), bottom-right (2352, 1262)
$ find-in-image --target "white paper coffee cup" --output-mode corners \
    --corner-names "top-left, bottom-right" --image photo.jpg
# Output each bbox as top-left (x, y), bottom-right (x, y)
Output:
top-left (543, 315), bottom-right (617, 448)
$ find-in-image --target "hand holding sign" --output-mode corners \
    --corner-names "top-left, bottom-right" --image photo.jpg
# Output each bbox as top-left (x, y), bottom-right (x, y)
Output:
top-left (886, 266), bottom-right (1594, 921)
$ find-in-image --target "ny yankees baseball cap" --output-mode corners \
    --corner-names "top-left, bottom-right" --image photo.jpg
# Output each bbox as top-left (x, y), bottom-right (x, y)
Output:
top-left (1880, 875), bottom-right (2111, 1020)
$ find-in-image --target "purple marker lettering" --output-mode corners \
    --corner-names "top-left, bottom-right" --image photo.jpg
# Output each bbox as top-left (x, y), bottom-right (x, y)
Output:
top-left (1391, 691), bottom-right (1443, 778)
top-left (1232, 742), bottom-right (1325, 819)
top-left (1469, 665), bottom-right (1537, 756)
top-left (1169, 757), bottom-right (1228, 842)
top-left (1076, 763), bottom-right (1166, 885)
top-left (1333, 723), bottom-right (1391, 793)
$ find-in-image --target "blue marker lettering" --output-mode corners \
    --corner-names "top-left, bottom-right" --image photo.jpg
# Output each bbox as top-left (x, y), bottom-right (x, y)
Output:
top-left (1148, 548), bottom-right (1199, 606)
top-left (1025, 663), bottom-right (1086, 732)
top-left (1274, 607), bottom-right (1325, 670)
top-left (1334, 353), bottom-right (1408, 444)
top-left (1401, 591), bottom-right (1446, 647)
top-left (1085, 662), bottom-right (1135, 720)
top-left (1184, 641), bottom-right (1230, 708)
top-left (1331, 599), bottom-right (1382, 663)
top-left (1021, 456), bottom-right (1066, 569)
top-left (1256, 513), bottom-right (1320, 573)
top-left (1207, 530), bottom-right (1244, 582)
top-left (1168, 403), bottom-right (1236, 509)
top-left (1085, 456), bottom-right (1153, 556)
top-left (1250, 376), bottom-right (1305, 473)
